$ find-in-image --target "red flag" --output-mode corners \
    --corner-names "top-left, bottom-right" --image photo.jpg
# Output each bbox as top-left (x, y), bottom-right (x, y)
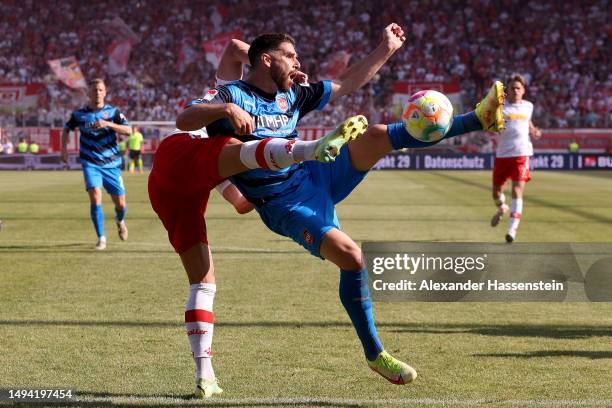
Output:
top-left (47, 56), bottom-right (87, 89)
top-left (202, 30), bottom-right (242, 68)
top-left (322, 51), bottom-right (352, 79)
top-left (0, 83), bottom-right (45, 112)
top-left (107, 40), bottom-right (133, 75)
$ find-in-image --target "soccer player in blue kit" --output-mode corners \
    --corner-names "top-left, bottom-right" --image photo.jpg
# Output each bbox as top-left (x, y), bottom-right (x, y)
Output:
top-left (62, 79), bottom-right (132, 250)
top-left (178, 24), bottom-right (505, 385)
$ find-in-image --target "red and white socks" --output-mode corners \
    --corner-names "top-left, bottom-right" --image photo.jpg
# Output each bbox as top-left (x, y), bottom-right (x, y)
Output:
top-left (508, 198), bottom-right (523, 235)
top-left (239, 138), bottom-right (319, 170)
top-left (185, 283), bottom-right (216, 380)
top-left (495, 193), bottom-right (509, 213)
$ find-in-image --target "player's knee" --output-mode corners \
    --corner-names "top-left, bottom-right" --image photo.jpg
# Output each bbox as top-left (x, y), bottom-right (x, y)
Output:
top-left (363, 124), bottom-right (388, 142)
top-left (338, 246), bottom-right (365, 270)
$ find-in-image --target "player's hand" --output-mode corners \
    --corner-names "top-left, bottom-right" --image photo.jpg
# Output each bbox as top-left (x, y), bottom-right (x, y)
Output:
top-left (383, 23), bottom-right (406, 52)
top-left (226, 103), bottom-right (255, 135)
top-left (532, 127), bottom-right (542, 139)
top-left (60, 149), bottom-right (68, 163)
top-left (291, 71), bottom-right (309, 85)
top-left (93, 119), bottom-right (111, 129)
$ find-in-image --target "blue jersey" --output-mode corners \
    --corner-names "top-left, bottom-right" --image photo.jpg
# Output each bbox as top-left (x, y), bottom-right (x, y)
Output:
top-left (65, 104), bottom-right (129, 168)
top-left (187, 80), bottom-right (332, 199)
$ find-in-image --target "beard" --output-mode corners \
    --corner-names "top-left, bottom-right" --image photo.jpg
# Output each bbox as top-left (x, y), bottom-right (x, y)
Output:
top-left (271, 64), bottom-right (291, 92)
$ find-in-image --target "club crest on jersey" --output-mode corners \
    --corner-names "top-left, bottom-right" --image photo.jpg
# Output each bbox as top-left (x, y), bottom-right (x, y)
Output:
top-left (204, 89), bottom-right (218, 101)
top-left (303, 229), bottom-right (314, 245)
top-left (276, 95), bottom-right (288, 112)
top-left (102, 112), bottom-right (109, 119)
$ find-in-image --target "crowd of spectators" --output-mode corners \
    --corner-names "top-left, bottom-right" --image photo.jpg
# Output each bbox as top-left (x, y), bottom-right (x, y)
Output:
top-left (0, 0), bottom-right (609, 130)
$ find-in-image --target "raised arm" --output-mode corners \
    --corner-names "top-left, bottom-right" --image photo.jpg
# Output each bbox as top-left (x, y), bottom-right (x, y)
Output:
top-left (329, 23), bottom-right (405, 102)
top-left (217, 39), bottom-right (250, 82)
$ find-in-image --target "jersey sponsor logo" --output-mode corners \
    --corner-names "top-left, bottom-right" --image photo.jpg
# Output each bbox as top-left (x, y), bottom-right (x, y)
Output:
top-left (303, 229), bottom-right (314, 245)
top-left (255, 114), bottom-right (289, 131)
top-left (505, 112), bottom-right (529, 121)
top-left (203, 89), bottom-right (218, 101)
top-left (276, 95), bottom-right (288, 112)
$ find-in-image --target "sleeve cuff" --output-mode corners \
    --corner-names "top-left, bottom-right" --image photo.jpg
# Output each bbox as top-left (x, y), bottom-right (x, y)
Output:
top-left (316, 80), bottom-right (333, 111)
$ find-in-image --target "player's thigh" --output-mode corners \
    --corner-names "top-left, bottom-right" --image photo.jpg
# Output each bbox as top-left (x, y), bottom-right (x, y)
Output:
top-left (306, 145), bottom-right (369, 204)
top-left (82, 162), bottom-right (103, 191)
top-left (101, 167), bottom-right (126, 196)
top-left (492, 158), bottom-right (512, 186)
top-left (261, 192), bottom-right (337, 258)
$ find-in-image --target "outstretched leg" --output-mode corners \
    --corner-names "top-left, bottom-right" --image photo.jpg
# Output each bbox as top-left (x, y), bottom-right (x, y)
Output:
top-left (349, 81), bottom-right (505, 171)
top-left (217, 115), bottom-right (368, 178)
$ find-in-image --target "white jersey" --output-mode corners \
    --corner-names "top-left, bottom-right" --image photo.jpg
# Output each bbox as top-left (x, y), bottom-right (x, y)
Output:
top-left (496, 100), bottom-right (534, 158)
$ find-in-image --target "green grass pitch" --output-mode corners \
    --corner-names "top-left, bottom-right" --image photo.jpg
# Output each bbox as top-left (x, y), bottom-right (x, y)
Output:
top-left (1, 170), bottom-right (611, 407)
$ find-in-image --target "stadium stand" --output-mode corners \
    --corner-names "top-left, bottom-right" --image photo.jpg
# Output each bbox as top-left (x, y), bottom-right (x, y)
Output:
top-left (0, 0), bottom-right (609, 131)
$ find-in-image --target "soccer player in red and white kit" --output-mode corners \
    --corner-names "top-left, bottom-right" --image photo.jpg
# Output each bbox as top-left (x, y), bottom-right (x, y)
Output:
top-left (490, 74), bottom-right (542, 242)
top-left (148, 38), bottom-right (366, 398)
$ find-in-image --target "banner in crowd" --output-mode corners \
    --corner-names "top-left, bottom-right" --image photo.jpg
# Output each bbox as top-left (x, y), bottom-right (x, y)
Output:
top-left (391, 81), bottom-right (463, 118)
top-left (47, 57), bottom-right (87, 89)
top-left (202, 30), bottom-right (242, 68)
top-left (103, 16), bottom-right (140, 43)
top-left (0, 84), bottom-right (45, 112)
top-left (107, 40), bottom-right (133, 75)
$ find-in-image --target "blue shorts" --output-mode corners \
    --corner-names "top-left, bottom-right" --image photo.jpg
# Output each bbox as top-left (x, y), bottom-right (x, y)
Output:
top-left (82, 161), bottom-right (125, 196)
top-left (257, 146), bottom-right (368, 258)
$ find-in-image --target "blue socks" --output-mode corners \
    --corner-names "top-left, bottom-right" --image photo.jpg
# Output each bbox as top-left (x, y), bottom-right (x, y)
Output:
top-left (387, 111), bottom-right (483, 150)
top-left (90, 204), bottom-right (105, 238)
top-left (115, 204), bottom-right (127, 223)
top-left (339, 268), bottom-right (383, 361)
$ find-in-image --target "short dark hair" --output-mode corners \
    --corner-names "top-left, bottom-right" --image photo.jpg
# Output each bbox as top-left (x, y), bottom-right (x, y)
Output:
top-left (506, 74), bottom-right (526, 88)
top-left (248, 33), bottom-right (296, 67)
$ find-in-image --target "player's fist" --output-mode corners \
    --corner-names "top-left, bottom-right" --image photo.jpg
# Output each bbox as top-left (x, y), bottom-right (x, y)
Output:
top-left (532, 127), bottom-right (542, 139)
top-left (383, 23), bottom-right (406, 52)
top-left (93, 119), bottom-right (110, 129)
top-left (290, 71), bottom-right (309, 85)
top-left (226, 103), bottom-right (255, 135)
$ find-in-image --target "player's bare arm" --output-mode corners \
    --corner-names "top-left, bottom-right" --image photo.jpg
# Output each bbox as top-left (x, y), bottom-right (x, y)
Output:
top-left (94, 120), bottom-right (131, 135)
top-left (217, 39), bottom-right (250, 81)
top-left (177, 103), bottom-right (254, 135)
top-left (329, 23), bottom-right (405, 102)
top-left (529, 120), bottom-right (542, 138)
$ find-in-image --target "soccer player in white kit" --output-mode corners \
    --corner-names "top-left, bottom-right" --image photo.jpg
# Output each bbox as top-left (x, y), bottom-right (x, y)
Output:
top-left (490, 75), bottom-right (542, 242)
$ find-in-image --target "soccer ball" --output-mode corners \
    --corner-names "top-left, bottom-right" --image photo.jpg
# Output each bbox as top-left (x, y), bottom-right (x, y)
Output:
top-left (402, 90), bottom-right (453, 142)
